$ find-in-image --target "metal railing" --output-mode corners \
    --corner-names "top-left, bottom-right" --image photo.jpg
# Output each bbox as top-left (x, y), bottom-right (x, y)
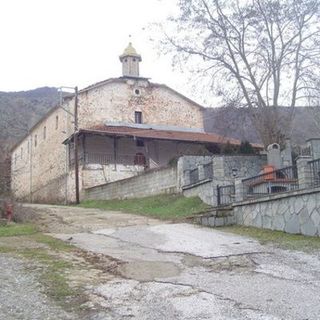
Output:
top-left (308, 158), bottom-right (320, 187)
top-left (84, 152), bottom-right (113, 165)
top-left (242, 166), bottom-right (298, 199)
top-left (203, 162), bottom-right (213, 179)
top-left (217, 184), bottom-right (235, 206)
top-left (189, 167), bottom-right (199, 185)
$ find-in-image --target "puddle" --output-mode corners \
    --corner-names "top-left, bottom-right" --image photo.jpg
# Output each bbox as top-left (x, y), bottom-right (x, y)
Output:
top-left (117, 260), bottom-right (181, 281)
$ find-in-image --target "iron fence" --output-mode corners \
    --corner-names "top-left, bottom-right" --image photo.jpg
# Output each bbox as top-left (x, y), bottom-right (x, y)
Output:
top-left (203, 162), bottom-right (213, 179)
top-left (189, 167), bottom-right (199, 185)
top-left (242, 165), bottom-right (298, 199)
top-left (308, 158), bottom-right (320, 187)
top-left (84, 152), bottom-right (113, 165)
top-left (217, 184), bottom-right (235, 206)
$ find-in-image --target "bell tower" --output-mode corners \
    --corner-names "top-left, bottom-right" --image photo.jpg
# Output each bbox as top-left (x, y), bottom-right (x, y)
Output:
top-left (119, 42), bottom-right (142, 77)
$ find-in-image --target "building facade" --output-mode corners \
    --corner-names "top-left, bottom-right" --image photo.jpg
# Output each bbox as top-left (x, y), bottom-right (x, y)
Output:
top-left (11, 43), bottom-right (257, 203)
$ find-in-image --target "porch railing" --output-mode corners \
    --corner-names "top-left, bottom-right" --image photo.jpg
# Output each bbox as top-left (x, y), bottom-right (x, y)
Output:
top-left (308, 158), bottom-right (320, 187)
top-left (84, 152), bottom-right (113, 165)
top-left (242, 165), bottom-right (298, 199)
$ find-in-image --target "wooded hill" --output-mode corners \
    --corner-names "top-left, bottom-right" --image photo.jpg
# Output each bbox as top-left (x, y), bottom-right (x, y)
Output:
top-left (0, 87), bottom-right (60, 149)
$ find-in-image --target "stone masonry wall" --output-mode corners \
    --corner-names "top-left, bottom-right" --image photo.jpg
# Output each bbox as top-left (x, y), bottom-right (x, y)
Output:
top-left (11, 98), bottom-right (74, 203)
top-left (233, 187), bottom-right (320, 236)
top-left (85, 166), bottom-right (178, 201)
top-left (179, 155), bottom-right (266, 206)
top-left (222, 155), bottom-right (267, 179)
top-left (78, 79), bottom-right (204, 130)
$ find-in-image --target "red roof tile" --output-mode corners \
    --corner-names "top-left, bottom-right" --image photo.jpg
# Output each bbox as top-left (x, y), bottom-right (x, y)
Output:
top-left (74, 125), bottom-right (263, 149)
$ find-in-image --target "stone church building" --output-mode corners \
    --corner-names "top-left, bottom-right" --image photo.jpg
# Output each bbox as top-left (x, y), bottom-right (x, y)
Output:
top-left (11, 43), bottom-right (258, 203)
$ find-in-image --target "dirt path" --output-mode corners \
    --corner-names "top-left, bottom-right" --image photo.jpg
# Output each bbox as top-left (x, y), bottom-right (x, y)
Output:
top-left (22, 203), bottom-right (320, 319)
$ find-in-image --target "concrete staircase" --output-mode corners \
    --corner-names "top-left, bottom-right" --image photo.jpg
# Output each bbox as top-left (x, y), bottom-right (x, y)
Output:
top-left (190, 206), bottom-right (235, 227)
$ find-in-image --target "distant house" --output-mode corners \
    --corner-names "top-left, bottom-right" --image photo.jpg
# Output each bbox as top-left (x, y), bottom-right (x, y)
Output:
top-left (11, 43), bottom-right (261, 203)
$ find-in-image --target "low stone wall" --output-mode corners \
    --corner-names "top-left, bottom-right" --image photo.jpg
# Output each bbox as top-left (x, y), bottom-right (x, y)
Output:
top-left (85, 166), bottom-right (178, 200)
top-left (233, 187), bottom-right (320, 237)
top-left (183, 180), bottom-right (214, 205)
top-left (182, 177), bottom-right (233, 206)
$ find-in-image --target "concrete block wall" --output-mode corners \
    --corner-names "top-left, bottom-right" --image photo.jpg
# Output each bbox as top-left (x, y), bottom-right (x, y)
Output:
top-left (85, 166), bottom-right (178, 200)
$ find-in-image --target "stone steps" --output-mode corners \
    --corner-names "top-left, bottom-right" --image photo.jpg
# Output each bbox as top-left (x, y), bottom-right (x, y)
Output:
top-left (189, 206), bottom-right (235, 227)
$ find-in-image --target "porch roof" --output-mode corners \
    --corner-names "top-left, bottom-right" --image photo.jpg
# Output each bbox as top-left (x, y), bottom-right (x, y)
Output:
top-left (63, 124), bottom-right (263, 149)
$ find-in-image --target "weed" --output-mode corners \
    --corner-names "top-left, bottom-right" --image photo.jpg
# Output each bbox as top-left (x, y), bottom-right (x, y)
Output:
top-left (79, 194), bottom-right (211, 219)
top-left (221, 225), bottom-right (320, 252)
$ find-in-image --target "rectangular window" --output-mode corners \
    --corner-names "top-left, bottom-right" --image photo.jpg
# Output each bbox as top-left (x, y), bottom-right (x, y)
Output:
top-left (136, 139), bottom-right (144, 147)
top-left (43, 126), bottom-right (46, 140)
top-left (135, 111), bottom-right (142, 124)
top-left (55, 115), bottom-right (59, 129)
top-left (21, 147), bottom-right (23, 159)
top-left (34, 135), bottom-right (37, 147)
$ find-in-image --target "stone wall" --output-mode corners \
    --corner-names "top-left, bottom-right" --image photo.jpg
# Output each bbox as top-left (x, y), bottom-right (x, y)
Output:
top-left (183, 178), bottom-right (232, 206)
top-left (78, 79), bottom-right (204, 130)
top-left (221, 155), bottom-right (267, 179)
top-left (85, 166), bottom-right (178, 201)
top-left (179, 155), bottom-right (266, 206)
top-left (233, 187), bottom-right (320, 236)
top-left (11, 101), bottom-right (74, 203)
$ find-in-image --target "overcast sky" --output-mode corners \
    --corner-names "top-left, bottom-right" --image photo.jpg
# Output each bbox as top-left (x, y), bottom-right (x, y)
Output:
top-left (0, 0), bottom-right (208, 104)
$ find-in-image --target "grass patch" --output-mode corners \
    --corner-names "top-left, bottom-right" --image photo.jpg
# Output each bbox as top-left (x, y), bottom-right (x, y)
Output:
top-left (0, 223), bottom-right (37, 237)
top-left (221, 225), bottom-right (320, 252)
top-left (20, 248), bottom-right (75, 303)
top-left (79, 194), bottom-right (212, 219)
top-left (0, 226), bottom-right (82, 309)
top-left (32, 233), bottom-right (73, 251)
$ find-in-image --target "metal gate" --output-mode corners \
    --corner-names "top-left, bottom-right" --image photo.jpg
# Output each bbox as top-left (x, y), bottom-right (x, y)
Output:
top-left (217, 184), bottom-right (235, 206)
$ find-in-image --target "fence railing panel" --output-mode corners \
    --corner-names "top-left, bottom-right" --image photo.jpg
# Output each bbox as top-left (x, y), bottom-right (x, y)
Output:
top-left (242, 166), bottom-right (298, 199)
top-left (217, 184), bottom-right (235, 206)
top-left (189, 168), bottom-right (199, 185)
top-left (203, 162), bottom-right (213, 179)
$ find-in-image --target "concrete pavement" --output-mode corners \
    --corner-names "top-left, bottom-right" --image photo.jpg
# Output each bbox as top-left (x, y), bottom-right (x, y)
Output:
top-left (26, 203), bottom-right (320, 320)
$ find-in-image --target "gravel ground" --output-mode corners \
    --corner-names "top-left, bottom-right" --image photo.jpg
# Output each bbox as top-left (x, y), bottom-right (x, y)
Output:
top-left (0, 255), bottom-right (76, 320)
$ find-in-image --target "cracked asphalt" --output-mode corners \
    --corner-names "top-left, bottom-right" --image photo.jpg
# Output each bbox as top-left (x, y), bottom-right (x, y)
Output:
top-left (25, 203), bottom-right (320, 319)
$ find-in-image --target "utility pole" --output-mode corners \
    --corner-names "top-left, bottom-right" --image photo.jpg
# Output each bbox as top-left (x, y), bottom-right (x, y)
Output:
top-left (58, 86), bottom-right (80, 205)
top-left (74, 86), bottom-right (80, 204)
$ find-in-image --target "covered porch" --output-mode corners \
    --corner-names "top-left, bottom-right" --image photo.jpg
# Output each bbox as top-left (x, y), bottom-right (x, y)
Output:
top-left (63, 125), bottom-right (260, 189)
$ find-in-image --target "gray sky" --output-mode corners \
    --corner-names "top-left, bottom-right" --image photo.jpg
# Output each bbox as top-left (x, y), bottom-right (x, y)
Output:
top-left (1, 0), bottom-right (205, 104)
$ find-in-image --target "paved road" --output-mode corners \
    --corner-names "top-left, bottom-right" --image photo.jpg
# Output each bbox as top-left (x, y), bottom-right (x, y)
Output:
top-left (26, 204), bottom-right (320, 320)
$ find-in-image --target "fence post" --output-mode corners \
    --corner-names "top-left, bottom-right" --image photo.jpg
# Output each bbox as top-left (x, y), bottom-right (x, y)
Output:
top-left (183, 169), bottom-right (191, 187)
top-left (235, 178), bottom-right (244, 202)
top-left (217, 184), bottom-right (221, 206)
top-left (296, 156), bottom-right (312, 189)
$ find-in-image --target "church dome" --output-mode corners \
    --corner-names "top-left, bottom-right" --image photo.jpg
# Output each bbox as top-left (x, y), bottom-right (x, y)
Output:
top-left (120, 42), bottom-right (142, 61)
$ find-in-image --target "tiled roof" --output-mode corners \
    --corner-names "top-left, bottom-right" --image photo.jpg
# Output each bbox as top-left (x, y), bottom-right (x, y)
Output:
top-left (71, 125), bottom-right (263, 149)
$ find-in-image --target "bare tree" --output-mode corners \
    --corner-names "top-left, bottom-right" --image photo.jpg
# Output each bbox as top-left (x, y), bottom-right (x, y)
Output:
top-left (160, 0), bottom-right (320, 146)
